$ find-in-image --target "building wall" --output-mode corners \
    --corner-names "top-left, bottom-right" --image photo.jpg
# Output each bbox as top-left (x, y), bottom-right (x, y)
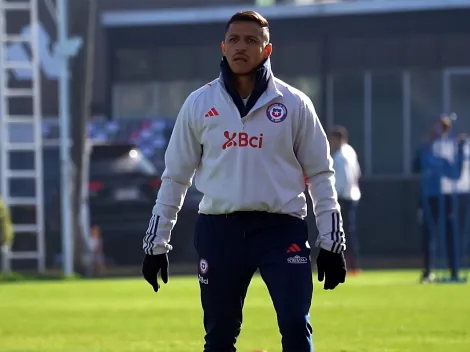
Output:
top-left (7, 2), bottom-right (470, 120)
top-left (97, 0), bottom-right (254, 11)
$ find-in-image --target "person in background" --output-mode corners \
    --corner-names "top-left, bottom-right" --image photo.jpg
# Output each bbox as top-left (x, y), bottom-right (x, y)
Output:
top-left (89, 225), bottom-right (106, 276)
top-left (328, 125), bottom-right (362, 274)
top-left (412, 116), bottom-right (466, 283)
top-left (0, 195), bottom-right (14, 249)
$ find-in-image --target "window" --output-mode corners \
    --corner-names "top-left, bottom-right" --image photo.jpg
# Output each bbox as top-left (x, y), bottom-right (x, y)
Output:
top-left (409, 70), bottom-right (442, 157)
top-left (276, 75), bottom-right (322, 115)
top-left (115, 49), bottom-right (156, 81)
top-left (112, 80), bottom-right (209, 120)
top-left (371, 71), bottom-right (404, 175)
top-left (113, 83), bottom-right (158, 119)
top-left (448, 73), bottom-right (470, 135)
top-left (153, 46), bottom-right (198, 81)
top-left (275, 42), bottom-right (321, 76)
top-left (155, 80), bottom-right (206, 118)
top-left (331, 73), bottom-right (365, 172)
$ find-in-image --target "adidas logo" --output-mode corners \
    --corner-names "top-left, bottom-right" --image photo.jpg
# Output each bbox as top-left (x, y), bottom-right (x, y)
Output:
top-left (205, 107), bottom-right (219, 117)
top-left (286, 243), bottom-right (301, 253)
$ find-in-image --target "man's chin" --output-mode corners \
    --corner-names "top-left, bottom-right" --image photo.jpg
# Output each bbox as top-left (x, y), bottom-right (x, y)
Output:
top-left (233, 72), bottom-right (254, 77)
top-left (228, 62), bottom-right (256, 76)
top-left (230, 67), bottom-right (255, 76)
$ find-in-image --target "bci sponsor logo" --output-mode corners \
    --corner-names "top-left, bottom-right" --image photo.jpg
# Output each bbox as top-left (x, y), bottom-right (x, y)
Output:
top-left (198, 274), bottom-right (208, 285)
top-left (222, 131), bottom-right (264, 150)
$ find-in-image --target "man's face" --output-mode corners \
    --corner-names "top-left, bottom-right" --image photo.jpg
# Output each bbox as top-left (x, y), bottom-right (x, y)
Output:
top-left (429, 121), bottom-right (448, 140)
top-left (222, 21), bottom-right (272, 75)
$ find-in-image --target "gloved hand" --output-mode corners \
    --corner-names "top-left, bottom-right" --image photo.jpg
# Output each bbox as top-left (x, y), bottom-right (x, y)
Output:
top-left (142, 254), bottom-right (169, 292)
top-left (316, 248), bottom-right (347, 290)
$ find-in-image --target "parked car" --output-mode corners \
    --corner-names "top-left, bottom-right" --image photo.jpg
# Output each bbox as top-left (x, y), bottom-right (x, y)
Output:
top-left (85, 143), bottom-right (163, 266)
top-left (43, 142), bottom-right (200, 267)
top-left (88, 143), bottom-right (162, 207)
top-left (87, 143), bottom-right (162, 230)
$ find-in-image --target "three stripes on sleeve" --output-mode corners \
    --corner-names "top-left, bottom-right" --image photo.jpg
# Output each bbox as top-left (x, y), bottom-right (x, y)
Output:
top-left (143, 214), bottom-right (159, 255)
top-left (330, 212), bottom-right (346, 254)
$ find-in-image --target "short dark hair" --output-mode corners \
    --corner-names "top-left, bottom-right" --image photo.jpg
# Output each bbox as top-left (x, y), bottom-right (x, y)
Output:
top-left (329, 125), bottom-right (348, 142)
top-left (225, 11), bottom-right (270, 43)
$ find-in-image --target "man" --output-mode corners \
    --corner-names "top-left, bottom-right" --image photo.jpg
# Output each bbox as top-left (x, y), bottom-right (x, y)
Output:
top-left (328, 126), bottom-right (361, 274)
top-left (412, 116), bottom-right (466, 282)
top-left (142, 11), bottom-right (346, 352)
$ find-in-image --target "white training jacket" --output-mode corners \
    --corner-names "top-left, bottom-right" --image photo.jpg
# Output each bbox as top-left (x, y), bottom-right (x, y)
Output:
top-left (332, 144), bottom-right (362, 202)
top-left (143, 71), bottom-right (345, 255)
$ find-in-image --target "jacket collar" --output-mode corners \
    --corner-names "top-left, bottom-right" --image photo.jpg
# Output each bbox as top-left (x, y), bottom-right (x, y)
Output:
top-left (219, 57), bottom-right (282, 118)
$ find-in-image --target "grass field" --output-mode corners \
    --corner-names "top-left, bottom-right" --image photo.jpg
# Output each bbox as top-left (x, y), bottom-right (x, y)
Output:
top-left (1, 270), bottom-right (469, 352)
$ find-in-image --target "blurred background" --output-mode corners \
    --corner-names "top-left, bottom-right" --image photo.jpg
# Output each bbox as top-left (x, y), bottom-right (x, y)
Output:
top-left (1, 0), bottom-right (470, 277)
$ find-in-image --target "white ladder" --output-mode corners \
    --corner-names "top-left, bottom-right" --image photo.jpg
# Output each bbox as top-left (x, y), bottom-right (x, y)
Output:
top-left (0, 0), bottom-right (45, 274)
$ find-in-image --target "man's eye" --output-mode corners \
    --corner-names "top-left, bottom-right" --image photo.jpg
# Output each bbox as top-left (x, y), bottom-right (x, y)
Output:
top-left (248, 38), bottom-right (257, 44)
top-left (229, 37), bottom-right (237, 43)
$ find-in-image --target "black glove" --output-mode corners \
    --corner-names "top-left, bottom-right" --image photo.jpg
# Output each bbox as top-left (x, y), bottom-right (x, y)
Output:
top-left (142, 254), bottom-right (169, 292)
top-left (316, 248), bottom-right (347, 290)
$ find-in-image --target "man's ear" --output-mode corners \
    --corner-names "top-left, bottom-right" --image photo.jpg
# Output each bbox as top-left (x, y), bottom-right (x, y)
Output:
top-left (264, 43), bottom-right (273, 59)
top-left (221, 41), bottom-right (225, 56)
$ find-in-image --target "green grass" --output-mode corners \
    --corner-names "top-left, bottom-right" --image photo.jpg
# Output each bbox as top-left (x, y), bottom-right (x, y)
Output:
top-left (0, 270), bottom-right (469, 352)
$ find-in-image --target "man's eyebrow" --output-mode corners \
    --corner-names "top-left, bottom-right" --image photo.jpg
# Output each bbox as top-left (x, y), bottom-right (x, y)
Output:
top-left (228, 33), bottom-right (260, 38)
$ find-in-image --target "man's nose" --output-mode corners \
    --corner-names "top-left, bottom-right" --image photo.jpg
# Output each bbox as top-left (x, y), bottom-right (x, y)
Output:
top-left (235, 44), bottom-right (248, 52)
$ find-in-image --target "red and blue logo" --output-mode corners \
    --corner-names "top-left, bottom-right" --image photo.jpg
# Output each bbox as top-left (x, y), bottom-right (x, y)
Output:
top-left (266, 103), bottom-right (288, 123)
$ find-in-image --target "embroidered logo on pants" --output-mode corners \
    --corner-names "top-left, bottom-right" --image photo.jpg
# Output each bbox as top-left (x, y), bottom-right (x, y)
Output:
top-left (287, 255), bottom-right (308, 264)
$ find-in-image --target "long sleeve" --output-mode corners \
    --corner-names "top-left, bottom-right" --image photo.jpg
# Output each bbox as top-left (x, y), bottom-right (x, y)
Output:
top-left (332, 153), bottom-right (347, 198)
top-left (425, 143), bottom-right (465, 180)
top-left (294, 96), bottom-right (345, 254)
top-left (143, 97), bottom-right (202, 255)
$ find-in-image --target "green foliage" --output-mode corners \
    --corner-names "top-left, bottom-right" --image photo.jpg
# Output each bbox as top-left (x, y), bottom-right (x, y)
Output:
top-left (0, 197), bottom-right (14, 247)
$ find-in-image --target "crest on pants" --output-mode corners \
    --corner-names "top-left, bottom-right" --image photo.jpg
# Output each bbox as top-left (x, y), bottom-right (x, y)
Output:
top-left (199, 258), bottom-right (209, 274)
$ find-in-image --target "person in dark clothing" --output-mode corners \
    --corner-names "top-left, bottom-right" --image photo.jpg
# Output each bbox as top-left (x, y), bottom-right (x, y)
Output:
top-left (413, 117), bottom-right (466, 282)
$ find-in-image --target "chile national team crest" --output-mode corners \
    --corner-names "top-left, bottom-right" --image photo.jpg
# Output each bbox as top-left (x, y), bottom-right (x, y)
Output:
top-left (266, 103), bottom-right (288, 123)
top-left (199, 258), bottom-right (209, 274)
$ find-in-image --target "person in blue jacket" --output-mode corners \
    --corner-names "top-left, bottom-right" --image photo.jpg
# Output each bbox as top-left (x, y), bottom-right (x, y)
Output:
top-left (413, 116), bottom-right (466, 282)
